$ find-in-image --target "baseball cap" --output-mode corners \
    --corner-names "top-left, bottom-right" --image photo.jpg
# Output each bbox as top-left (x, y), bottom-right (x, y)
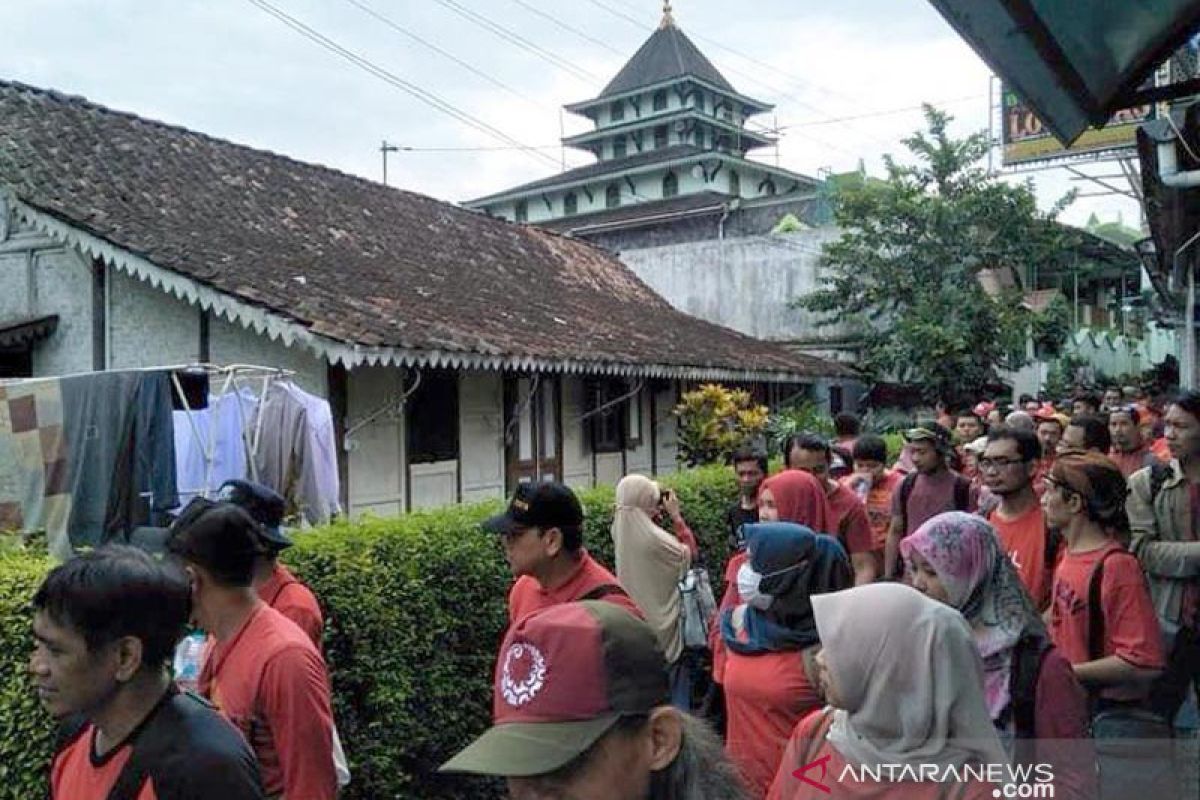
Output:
top-left (482, 481), bottom-right (584, 536)
top-left (439, 600), bottom-right (669, 777)
top-left (903, 420), bottom-right (952, 450)
top-left (217, 479), bottom-right (291, 550)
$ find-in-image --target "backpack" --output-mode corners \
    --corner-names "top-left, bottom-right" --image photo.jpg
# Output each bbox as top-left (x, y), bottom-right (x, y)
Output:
top-left (898, 471), bottom-right (972, 534)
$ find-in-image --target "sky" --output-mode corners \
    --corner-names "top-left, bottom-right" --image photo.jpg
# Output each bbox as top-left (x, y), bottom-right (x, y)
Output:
top-left (0, 0), bottom-right (1142, 228)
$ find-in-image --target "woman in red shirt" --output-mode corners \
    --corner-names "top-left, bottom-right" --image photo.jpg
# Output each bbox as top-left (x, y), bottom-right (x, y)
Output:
top-left (768, 583), bottom-right (1006, 799)
top-left (711, 471), bottom-right (831, 684)
top-left (901, 512), bottom-right (1094, 799)
top-left (1041, 453), bottom-right (1165, 701)
top-left (721, 522), bottom-right (852, 796)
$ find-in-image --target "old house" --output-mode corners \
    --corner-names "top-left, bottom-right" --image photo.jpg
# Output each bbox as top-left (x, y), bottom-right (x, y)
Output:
top-left (0, 80), bottom-right (854, 514)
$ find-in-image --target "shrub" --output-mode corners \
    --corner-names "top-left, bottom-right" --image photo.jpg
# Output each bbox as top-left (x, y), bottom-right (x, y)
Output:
top-left (0, 551), bottom-right (56, 800)
top-left (673, 384), bottom-right (769, 467)
top-left (0, 465), bottom-right (740, 800)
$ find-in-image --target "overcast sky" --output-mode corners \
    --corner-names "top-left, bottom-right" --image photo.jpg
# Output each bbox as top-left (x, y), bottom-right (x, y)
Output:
top-left (1, 0), bottom-right (1141, 228)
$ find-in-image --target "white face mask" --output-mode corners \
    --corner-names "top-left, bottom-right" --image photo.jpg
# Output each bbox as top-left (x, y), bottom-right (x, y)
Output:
top-left (737, 562), bottom-right (775, 610)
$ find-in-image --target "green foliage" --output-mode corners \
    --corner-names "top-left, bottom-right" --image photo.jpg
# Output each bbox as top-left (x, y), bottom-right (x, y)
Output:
top-left (795, 106), bottom-right (1076, 406)
top-left (0, 551), bottom-right (56, 800)
top-left (764, 400), bottom-right (834, 457)
top-left (673, 384), bottom-right (769, 467)
top-left (0, 466), bottom-right (740, 800)
top-left (1044, 352), bottom-right (1089, 401)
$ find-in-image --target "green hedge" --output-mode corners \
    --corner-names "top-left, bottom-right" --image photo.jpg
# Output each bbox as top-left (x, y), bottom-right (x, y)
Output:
top-left (0, 551), bottom-right (56, 799)
top-left (0, 465), bottom-right (739, 800)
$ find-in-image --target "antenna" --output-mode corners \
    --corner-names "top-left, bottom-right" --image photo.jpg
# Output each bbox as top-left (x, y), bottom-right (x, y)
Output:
top-left (380, 140), bottom-right (400, 186)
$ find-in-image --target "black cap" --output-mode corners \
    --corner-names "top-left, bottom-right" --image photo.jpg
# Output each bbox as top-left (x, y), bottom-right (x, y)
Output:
top-left (217, 479), bottom-right (291, 550)
top-left (483, 482), bottom-right (584, 535)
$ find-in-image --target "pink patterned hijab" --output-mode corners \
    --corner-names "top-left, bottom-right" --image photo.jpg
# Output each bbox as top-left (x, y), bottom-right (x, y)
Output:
top-left (900, 511), bottom-right (1049, 724)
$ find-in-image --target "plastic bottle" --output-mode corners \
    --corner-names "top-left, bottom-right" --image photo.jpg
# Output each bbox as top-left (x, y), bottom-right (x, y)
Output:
top-left (173, 630), bottom-right (207, 694)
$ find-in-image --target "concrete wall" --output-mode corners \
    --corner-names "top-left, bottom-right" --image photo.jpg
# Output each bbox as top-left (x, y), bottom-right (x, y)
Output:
top-left (459, 371), bottom-right (506, 503)
top-left (618, 229), bottom-right (858, 349)
top-left (108, 269), bottom-right (202, 369)
top-left (561, 377), bottom-right (593, 490)
top-left (207, 315), bottom-right (327, 397)
top-left (581, 196), bottom-right (822, 251)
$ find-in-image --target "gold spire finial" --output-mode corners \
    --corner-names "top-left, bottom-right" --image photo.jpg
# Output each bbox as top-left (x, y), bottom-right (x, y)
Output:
top-left (660, 0), bottom-right (675, 28)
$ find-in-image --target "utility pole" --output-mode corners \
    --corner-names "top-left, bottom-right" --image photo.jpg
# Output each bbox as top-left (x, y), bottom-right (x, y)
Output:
top-left (380, 140), bottom-right (400, 186)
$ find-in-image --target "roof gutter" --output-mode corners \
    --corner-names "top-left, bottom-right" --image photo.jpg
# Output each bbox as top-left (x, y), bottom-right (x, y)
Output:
top-left (1157, 137), bottom-right (1200, 188)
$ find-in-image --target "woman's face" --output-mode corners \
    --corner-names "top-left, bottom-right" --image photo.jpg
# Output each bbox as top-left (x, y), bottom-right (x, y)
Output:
top-left (757, 487), bottom-right (779, 522)
top-left (905, 550), bottom-right (951, 605)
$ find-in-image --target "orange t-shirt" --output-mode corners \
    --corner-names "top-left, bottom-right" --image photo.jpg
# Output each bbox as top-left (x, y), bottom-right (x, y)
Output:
top-left (1049, 542), bottom-right (1165, 701)
top-left (52, 735), bottom-right (155, 800)
top-left (767, 710), bottom-right (998, 800)
top-left (987, 504), bottom-right (1054, 610)
top-left (1151, 437), bottom-right (1172, 463)
top-left (843, 472), bottom-right (903, 552)
top-left (258, 563), bottom-right (324, 650)
top-left (825, 483), bottom-right (874, 556)
top-left (724, 648), bottom-right (822, 797)
top-left (1108, 445), bottom-right (1159, 478)
top-left (199, 604), bottom-right (336, 800)
top-left (506, 550), bottom-right (643, 625)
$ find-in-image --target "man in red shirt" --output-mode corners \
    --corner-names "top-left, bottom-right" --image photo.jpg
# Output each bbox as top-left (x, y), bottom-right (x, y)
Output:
top-left (486, 481), bottom-right (644, 624)
top-left (218, 480), bottom-right (324, 648)
top-left (981, 426), bottom-right (1057, 609)
top-left (34, 546), bottom-right (263, 800)
top-left (168, 501), bottom-right (337, 800)
top-left (787, 433), bottom-right (877, 584)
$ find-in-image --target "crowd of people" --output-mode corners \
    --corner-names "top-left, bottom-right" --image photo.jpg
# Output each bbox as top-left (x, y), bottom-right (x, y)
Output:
top-left (26, 385), bottom-right (1200, 799)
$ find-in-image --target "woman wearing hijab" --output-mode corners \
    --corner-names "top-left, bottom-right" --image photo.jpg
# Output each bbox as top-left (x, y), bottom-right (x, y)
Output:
top-left (612, 474), bottom-right (700, 709)
top-left (721, 523), bottom-right (852, 796)
top-left (711, 470), bottom-right (831, 685)
top-left (768, 583), bottom-right (1007, 800)
top-left (901, 512), bottom-right (1093, 800)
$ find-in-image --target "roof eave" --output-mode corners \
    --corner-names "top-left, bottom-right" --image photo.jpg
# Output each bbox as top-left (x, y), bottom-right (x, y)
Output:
top-left (565, 76), bottom-right (773, 117)
top-left (9, 192), bottom-right (840, 383)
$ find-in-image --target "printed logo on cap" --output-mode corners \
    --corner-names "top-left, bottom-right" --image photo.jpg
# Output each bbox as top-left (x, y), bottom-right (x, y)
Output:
top-left (500, 642), bottom-right (547, 707)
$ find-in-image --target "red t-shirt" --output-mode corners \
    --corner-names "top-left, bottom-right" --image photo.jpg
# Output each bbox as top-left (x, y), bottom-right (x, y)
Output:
top-left (767, 709), bottom-right (998, 800)
top-left (199, 603), bottom-right (337, 799)
top-left (825, 483), bottom-right (874, 556)
top-left (1108, 445), bottom-right (1158, 478)
top-left (988, 504), bottom-right (1054, 610)
top-left (257, 563), bottom-right (324, 650)
top-left (724, 649), bottom-right (822, 796)
top-left (710, 551), bottom-right (747, 684)
top-left (892, 469), bottom-right (978, 536)
top-left (506, 550), bottom-right (644, 625)
top-left (1049, 542), bottom-right (1165, 701)
top-left (860, 472), bottom-right (903, 552)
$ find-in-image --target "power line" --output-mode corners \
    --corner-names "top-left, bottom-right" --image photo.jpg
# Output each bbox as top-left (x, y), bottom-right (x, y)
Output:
top-left (774, 95), bottom-right (986, 129)
top-left (340, 0), bottom-right (554, 113)
top-left (430, 0), bottom-right (598, 83)
top-left (505, 0), bottom-right (626, 58)
top-left (244, 0), bottom-right (561, 169)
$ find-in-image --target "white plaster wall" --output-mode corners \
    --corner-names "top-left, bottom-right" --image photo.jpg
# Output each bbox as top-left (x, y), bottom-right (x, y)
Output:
top-left (459, 371), bottom-right (506, 503)
top-left (208, 314), bottom-right (328, 397)
top-left (561, 377), bottom-right (593, 490)
top-left (595, 452), bottom-right (623, 487)
top-left (625, 388), bottom-right (654, 475)
top-left (619, 230), bottom-right (858, 346)
top-left (107, 269), bottom-right (201, 369)
top-left (653, 383), bottom-right (679, 475)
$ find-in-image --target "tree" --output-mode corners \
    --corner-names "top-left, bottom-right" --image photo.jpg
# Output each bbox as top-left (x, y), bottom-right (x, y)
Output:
top-left (673, 384), bottom-right (768, 467)
top-left (796, 106), bottom-right (1077, 405)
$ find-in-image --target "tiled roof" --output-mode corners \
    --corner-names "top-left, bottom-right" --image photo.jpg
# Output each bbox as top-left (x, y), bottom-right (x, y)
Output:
top-left (0, 80), bottom-right (854, 381)
top-left (600, 24), bottom-right (734, 99)
top-left (466, 145), bottom-right (705, 205)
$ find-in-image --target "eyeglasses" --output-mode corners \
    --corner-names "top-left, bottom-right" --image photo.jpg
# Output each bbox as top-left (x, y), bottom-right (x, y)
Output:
top-left (977, 457), bottom-right (1027, 472)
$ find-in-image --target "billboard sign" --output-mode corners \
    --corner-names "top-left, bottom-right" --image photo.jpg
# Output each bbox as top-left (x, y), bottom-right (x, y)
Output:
top-left (1000, 85), bottom-right (1155, 166)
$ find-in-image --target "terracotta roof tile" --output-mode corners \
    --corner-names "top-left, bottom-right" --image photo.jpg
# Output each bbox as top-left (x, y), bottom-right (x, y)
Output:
top-left (0, 80), bottom-right (853, 380)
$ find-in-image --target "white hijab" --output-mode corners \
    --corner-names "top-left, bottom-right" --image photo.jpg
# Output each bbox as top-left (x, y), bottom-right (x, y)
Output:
top-left (611, 474), bottom-right (690, 662)
top-left (814, 583), bottom-right (1008, 771)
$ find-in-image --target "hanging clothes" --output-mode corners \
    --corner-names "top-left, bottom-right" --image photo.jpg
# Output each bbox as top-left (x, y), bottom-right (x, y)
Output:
top-left (254, 381), bottom-right (340, 525)
top-left (0, 370), bottom-right (177, 559)
top-left (173, 389), bottom-right (259, 500)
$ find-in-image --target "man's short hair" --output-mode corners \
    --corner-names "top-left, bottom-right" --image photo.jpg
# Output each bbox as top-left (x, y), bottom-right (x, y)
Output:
top-left (785, 433), bottom-right (832, 461)
top-left (166, 501), bottom-right (267, 588)
top-left (1074, 393), bottom-right (1101, 411)
top-left (1018, 393), bottom-right (1035, 406)
top-left (1110, 405), bottom-right (1141, 426)
top-left (32, 545), bottom-right (190, 669)
top-left (1068, 414), bottom-right (1112, 453)
top-left (852, 434), bottom-right (888, 463)
top-left (986, 424), bottom-right (1041, 462)
top-left (730, 445), bottom-right (768, 475)
top-left (833, 413), bottom-right (861, 437)
top-left (1173, 390), bottom-right (1200, 420)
